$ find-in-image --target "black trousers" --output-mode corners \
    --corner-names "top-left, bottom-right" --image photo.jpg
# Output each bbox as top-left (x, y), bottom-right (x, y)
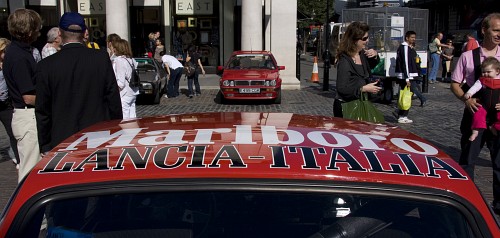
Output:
top-left (333, 99), bottom-right (343, 118)
top-left (459, 107), bottom-right (500, 204)
top-left (0, 100), bottom-right (19, 162)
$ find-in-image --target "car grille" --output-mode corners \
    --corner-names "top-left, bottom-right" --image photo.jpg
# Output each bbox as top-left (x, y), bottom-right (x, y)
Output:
top-left (235, 80), bottom-right (265, 86)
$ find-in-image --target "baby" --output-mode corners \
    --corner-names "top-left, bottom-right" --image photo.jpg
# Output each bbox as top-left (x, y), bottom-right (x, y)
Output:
top-left (464, 57), bottom-right (500, 141)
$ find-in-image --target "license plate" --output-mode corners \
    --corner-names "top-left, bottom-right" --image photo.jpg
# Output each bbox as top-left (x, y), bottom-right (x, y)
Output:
top-left (239, 88), bottom-right (260, 93)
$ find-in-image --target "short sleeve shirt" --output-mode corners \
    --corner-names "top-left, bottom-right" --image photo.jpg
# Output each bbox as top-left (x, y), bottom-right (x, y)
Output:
top-left (2, 40), bottom-right (37, 108)
top-left (451, 47), bottom-right (500, 86)
top-left (161, 55), bottom-right (183, 70)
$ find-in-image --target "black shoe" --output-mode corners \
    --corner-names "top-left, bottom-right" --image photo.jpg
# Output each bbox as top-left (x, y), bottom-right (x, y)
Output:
top-left (189, 94), bottom-right (193, 98)
top-left (420, 100), bottom-right (427, 107)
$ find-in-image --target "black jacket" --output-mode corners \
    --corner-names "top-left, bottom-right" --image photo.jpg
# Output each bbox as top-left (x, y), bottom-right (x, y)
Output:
top-left (395, 42), bottom-right (419, 80)
top-left (336, 50), bottom-right (379, 102)
top-left (35, 43), bottom-right (123, 152)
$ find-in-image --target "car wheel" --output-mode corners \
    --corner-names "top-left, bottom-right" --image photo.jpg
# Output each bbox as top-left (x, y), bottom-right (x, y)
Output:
top-left (153, 88), bottom-right (161, 104)
top-left (273, 90), bottom-right (282, 104)
top-left (216, 91), bottom-right (226, 104)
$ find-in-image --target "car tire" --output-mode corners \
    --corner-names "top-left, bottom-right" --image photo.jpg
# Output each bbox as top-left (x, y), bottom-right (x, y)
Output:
top-left (274, 90), bottom-right (282, 104)
top-left (153, 88), bottom-right (161, 104)
top-left (216, 91), bottom-right (226, 104)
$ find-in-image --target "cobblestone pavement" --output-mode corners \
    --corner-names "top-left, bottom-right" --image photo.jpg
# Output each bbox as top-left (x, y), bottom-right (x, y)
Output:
top-left (0, 55), bottom-right (493, 212)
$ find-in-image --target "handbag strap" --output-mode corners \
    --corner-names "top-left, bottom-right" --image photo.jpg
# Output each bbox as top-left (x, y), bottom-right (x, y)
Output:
top-left (361, 92), bottom-right (369, 101)
top-left (124, 57), bottom-right (135, 84)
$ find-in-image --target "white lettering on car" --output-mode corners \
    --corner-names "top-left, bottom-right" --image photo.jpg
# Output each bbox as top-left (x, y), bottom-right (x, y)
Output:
top-left (40, 125), bottom-right (466, 180)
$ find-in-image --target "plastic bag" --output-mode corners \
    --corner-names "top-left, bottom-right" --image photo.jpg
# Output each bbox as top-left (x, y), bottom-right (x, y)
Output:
top-left (371, 58), bottom-right (385, 76)
top-left (342, 93), bottom-right (385, 123)
top-left (398, 86), bottom-right (413, 110)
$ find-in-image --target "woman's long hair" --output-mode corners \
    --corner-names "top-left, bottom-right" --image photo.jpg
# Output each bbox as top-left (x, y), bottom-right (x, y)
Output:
top-left (112, 39), bottom-right (133, 58)
top-left (335, 21), bottom-right (369, 65)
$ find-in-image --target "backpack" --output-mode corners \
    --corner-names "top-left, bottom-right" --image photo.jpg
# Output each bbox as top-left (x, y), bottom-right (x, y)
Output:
top-left (428, 41), bottom-right (438, 53)
top-left (184, 60), bottom-right (196, 77)
top-left (125, 59), bottom-right (141, 88)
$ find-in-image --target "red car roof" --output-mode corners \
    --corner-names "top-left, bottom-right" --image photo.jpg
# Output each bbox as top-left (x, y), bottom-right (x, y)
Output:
top-left (20, 112), bottom-right (474, 192)
top-left (3, 112), bottom-right (499, 236)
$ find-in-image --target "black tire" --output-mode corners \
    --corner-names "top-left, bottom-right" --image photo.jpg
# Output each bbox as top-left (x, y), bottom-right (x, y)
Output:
top-left (274, 90), bottom-right (282, 104)
top-left (152, 82), bottom-right (162, 104)
top-left (153, 87), bottom-right (161, 104)
top-left (216, 91), bottom-right (226, 104)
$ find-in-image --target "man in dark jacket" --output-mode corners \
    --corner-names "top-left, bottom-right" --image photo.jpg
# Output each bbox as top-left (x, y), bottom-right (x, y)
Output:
top-left (394, 31), bottom-right (427, 123)
top-left (35, 12), bottom-right (122, 153)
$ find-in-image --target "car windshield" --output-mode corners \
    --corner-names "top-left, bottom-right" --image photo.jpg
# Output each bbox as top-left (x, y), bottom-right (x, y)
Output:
top-left (135, 58), bottom-right (156, 72)
top-left (228, 54), bottom-right (276, 69)
top-left (27, 191), bottom-right (474, 238)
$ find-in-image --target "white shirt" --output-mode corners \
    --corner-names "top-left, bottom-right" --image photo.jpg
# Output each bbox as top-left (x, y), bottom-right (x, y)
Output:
top-left (113, 56), bottom-right (139, 97)
top-left (161, 54), bottom-right (183, 69)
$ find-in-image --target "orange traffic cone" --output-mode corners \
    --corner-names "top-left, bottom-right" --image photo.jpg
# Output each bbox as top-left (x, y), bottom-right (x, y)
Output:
top-left (310, 56), bottom-right (319, 83)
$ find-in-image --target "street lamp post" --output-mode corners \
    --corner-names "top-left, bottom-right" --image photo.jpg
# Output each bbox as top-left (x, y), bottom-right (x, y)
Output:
top-left (322, 0), bottom-right (331, 91)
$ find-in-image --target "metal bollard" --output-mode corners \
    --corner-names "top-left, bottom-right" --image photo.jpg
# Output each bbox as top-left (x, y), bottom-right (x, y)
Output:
top-left (296, 49), bottom-right (301, 80)
top-left (422, 74), bottom-right (428, 93)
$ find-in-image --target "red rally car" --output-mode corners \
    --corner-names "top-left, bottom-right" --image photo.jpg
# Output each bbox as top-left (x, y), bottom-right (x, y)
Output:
top-left (217, 51), bottom-right (284, 104)
top-left (1, 112), bottom-right (499, 237)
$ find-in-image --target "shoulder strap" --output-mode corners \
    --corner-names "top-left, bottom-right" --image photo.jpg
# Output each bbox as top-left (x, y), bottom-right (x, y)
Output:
top-left (472, 47), bottom-right (481, 82)
top-left (123, 58), bottom-right (135, 83)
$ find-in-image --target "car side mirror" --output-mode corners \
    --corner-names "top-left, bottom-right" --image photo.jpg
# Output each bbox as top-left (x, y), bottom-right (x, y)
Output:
top-left (278, 66), bottom-right (285, 70)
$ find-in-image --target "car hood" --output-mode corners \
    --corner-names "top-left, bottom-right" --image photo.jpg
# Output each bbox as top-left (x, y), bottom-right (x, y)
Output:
top-left (222, 70), bottom-right (280, 80)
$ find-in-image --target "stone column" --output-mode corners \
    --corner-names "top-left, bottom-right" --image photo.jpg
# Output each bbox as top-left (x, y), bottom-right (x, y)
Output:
top-left (241, 0), bottom-right (262, 51)
top-left (106, 0), bottom-right (129, 41)
top-left (270, 0), bottom-right (299, 89)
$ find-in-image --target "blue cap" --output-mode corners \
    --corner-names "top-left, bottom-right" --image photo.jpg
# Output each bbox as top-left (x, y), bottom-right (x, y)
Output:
top-left (59, 12), bottom-right (86, 33)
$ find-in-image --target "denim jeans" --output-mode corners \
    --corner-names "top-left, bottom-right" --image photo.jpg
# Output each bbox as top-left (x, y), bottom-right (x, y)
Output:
top-left (429, 53), bottom-right (440, 82)
top-left (410, 80), bottom-right (426, 104)
top-left (166, 67), bottom-right (183, 97)
top-left (187, 72), bottom-right (201, 96)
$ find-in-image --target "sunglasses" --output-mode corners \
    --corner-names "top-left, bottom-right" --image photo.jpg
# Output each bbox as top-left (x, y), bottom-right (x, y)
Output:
top-left (358, 36), bottom-right (369, 41)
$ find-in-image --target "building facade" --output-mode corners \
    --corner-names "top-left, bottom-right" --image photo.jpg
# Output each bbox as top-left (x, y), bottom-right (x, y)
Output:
top-left (0, 0), bottom-right (299, 88)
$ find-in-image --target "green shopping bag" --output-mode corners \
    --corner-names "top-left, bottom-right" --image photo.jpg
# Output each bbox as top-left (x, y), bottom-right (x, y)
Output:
top-left (398, 86), bottom-right (413, 110)
top-left (342, 93), bottom-right (385, 123)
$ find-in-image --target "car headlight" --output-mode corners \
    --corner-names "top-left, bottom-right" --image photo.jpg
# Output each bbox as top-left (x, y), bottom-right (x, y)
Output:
top-left (141, 82), bottom-right (153, 90)
top-left (222, 80), bottom-right (234, 87)
top-left (269, 80), bottom-right (277, 86)
top-left (264, 81), bottom-right (270, 86)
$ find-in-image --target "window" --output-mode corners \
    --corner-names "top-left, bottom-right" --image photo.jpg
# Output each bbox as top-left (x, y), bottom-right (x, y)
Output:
top-left (25, 191), bottom-right (474, 238)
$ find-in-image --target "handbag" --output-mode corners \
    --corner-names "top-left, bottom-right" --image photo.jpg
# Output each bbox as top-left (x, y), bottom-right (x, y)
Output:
top-left (341, 93), bottom-right (385, 123)
top-left (398, 86), bottom-right (413, 110)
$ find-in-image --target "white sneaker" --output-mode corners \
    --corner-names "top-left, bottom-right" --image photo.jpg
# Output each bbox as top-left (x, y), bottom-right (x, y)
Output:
top-left (398, 117), bottom-right (413, 123)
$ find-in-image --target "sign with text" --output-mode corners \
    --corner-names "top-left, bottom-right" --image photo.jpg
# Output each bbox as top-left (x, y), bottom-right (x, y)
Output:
top-left (176, 0), bottom-right (213, 15)
top-left (77, 0), bottom-right (106, 15)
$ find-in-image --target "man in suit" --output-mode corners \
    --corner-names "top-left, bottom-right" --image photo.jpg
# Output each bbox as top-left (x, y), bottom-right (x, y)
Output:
top-left (35, 12), bottom-right (122, 154)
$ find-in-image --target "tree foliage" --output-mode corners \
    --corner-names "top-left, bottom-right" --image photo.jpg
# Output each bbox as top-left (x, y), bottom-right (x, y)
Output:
top-left (297, 0), bottom-right (334, 28)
